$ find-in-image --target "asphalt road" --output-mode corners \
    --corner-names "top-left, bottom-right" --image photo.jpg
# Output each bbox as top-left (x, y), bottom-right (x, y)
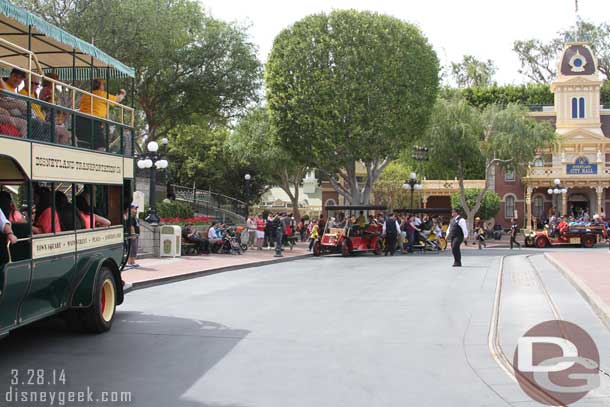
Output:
top-left (1, 247), bottom-right (609, 407)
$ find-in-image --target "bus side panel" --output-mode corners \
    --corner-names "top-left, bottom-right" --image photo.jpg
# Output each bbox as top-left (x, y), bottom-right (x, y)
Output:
top-left (0, 262), bottom-right (32, 334)
top-left (71, 245), bottom-right (123, 308)
top-left (19, 253), bottom-right (75, 324)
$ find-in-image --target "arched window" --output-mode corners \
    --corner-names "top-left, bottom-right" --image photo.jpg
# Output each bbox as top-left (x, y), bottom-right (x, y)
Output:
top-left (533, 196), bottom-right (544, 219)
top-left (505, 196), bottom-right (515, 219)
top-left (324, 199), bottom-right (337, 207)
top-left (533, 157), bottom-right (544, 167)
top-left (572, 97), bottom-right (586, 119)
top-left (572, 97), bottom-right (578, 118)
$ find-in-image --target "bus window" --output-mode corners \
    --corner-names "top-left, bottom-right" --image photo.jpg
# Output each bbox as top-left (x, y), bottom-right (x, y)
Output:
top-left (0, 184), bottom-right (31, 264)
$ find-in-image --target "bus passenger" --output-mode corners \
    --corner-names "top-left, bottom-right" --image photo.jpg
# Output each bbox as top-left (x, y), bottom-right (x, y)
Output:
top-left (79, 79), bottom-right (126, 119)
top-left (0, 191), bottom-right (24, 223)
top-left (33, 187), bottom-right (61, 234)
top-left (56, 192), bottom-right (83, 231)
top-left (76, 194), bottom-right (111, 229)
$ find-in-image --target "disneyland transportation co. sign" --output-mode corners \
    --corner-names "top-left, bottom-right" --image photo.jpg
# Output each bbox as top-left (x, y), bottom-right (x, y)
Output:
top-left (32, 144), bottom-right (123, 184)
top-left (566, 157), bottom-right (597, 175)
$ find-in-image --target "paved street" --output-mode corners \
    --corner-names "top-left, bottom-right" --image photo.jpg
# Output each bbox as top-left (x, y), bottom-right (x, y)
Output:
top-left (1, 248), bottom-right (610, 406)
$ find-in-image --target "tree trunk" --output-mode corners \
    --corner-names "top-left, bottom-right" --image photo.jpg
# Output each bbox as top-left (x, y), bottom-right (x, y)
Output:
top-left (323, 159), bottom-right (390, 206)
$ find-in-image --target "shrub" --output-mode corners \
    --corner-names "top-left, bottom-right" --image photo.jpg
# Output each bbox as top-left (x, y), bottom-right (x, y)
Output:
top-left (156, 200), bottom-right (194, 219)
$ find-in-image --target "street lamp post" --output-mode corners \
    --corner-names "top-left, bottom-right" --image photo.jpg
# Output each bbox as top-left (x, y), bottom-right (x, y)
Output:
top-left (546, 178), bottom-right (567, 216)
top-left (244, 173), bottom-right (252, 218)
top-left (137, 137), bottom-right (169, 224)
top-left (402, 172), bottom-right (424, 209)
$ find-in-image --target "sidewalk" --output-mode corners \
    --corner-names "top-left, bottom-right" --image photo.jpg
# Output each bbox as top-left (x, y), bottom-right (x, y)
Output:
top-left (123, 244), bottom-right (310, 289)
top-left (545, 251), bottom-right (610, 327)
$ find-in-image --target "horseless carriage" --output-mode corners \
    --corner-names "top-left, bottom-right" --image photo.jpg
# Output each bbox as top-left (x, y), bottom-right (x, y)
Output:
top-left (313, 205), bottom-right (386, 257)
top-left (524, 224), bottom-right (608, 248)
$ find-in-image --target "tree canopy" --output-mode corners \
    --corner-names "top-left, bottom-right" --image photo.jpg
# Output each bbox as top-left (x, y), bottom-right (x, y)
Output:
top-left (229, 107), bottom-right (309, 219)
top-left (450, 55), bottom-right (497, 88)
top-left (266, 9), bottom-right (439, 205)
top-left (15, 0), bottom-right (262, 140)
top-left (514, 20), bottom-right (610, 83)
top-left (424, 97), bottom-right (556, 232)
top-left (451, 189), bottom-right (500, 221)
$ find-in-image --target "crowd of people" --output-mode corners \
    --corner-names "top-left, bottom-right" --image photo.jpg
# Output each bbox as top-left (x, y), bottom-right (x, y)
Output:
top-left (0, 68), bottom-right (125, 147)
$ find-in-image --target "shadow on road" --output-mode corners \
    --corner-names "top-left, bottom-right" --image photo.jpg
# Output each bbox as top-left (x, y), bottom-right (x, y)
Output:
top-left (0, 311), bottom-right (250, 407)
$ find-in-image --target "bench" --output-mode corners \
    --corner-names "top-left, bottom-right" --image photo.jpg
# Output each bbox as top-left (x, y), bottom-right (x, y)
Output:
top-left (181, 242), bottom-right (198, 256)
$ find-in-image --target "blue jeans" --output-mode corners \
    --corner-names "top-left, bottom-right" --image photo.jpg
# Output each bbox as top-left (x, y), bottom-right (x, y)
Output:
top-left (407, 230), bottom-right (415, 252)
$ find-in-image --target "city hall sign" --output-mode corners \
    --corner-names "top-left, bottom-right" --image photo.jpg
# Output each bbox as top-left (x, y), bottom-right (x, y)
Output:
top-left (566, 156), bottom-right (597, 175)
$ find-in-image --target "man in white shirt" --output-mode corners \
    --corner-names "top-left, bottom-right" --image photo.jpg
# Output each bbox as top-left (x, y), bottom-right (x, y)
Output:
top-left (207, 222), bottom-right (221, 253)
top-left (1, 208), bottom-right (18, 245)
top-left (446, 208), bottom-right (469, 267)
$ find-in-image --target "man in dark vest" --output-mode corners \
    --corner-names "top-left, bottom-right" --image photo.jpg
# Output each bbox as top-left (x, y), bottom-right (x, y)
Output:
top-left (382, 212), bottom-right (401, 256)
top-left (446, 208), bottom-right (469, 267)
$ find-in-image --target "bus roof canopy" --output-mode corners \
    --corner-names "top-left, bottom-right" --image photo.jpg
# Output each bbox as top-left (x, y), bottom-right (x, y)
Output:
top-left (0, 0), bottom-right (135, 80)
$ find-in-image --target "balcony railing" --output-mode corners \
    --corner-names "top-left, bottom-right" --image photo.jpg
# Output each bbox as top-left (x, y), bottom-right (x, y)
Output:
top-left (527, 165), bottom-right (610, 178)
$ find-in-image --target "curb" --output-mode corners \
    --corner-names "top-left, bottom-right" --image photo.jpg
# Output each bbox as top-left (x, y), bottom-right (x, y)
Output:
top-left (125, 253), bottom-right (312, 292)
top-left (544, 252), bottom-right (610, 330)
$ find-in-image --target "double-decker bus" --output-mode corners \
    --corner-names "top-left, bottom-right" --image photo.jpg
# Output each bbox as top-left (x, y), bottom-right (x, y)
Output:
top-left (0, 2), bottom-right (136, 337)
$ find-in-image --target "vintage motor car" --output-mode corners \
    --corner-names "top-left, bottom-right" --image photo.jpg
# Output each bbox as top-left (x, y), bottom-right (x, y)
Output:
top-left (313, 205), bottom-right (386, 257)
top-left (524, 224), bottom-right (608, 248)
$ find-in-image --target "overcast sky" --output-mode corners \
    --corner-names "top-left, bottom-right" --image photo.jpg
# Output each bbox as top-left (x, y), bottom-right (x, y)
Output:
top-left (201, 0), bottom-right (609, 84)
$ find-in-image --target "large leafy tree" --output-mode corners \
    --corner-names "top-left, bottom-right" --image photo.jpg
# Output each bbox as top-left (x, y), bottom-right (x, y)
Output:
top-left (166, 120), bottom-right (267, 203)
top-left (229, 108), bottom-right (308, 220)
top-left (266, 10), bottom-right (439, 205)
top-left (15, 0), bottom-right (262, 140)
top-left (425, 97), bottom-right (556, 233)
top-left (514, 20), bottom-right (610, 83)
top-left (450, 55), bottom-right (497, 88)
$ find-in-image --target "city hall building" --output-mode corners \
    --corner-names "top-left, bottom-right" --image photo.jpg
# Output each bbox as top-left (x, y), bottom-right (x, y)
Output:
top-left (494, 42), bottom-right (610, 228)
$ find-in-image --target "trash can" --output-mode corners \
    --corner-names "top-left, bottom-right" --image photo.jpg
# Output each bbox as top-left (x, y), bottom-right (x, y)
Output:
top-left (160, 225), bottom-right (181, 257)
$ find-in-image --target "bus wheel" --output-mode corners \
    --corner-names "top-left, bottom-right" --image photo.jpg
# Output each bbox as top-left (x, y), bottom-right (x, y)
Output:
top-left (535, 237), bottom-right (548, 249)
top-left (524, 236), bottom-right (534, 247)
top-left (582, 235), bottom-right (595, 248)
top-left (83, 267), bottom-right (117, 333)
top-left (313, 241), bottom-right (322, 257)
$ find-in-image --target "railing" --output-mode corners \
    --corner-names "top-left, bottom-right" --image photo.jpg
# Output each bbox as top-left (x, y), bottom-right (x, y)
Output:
top-left (0, 48), bottom-right (134, 128)
top-left (0, 90), bottom-right (134, 156)
top-left (527, 166), bottom-right (563, 177)
top-left (171, 184), bottom-right (247, 224)
top-left (420, 179), bottom-right (486, 190)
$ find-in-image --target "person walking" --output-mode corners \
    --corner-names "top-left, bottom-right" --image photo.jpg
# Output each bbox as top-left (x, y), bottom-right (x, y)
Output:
top-left (475, 217), bottom-right (487, 250)
top-left (446, 208), bottom-right (468, 267)
top-left (308, 220), bottom-right (319, 251)
top-left (246, 215), bottom-right (257, 247)
top-left (272, 213), bottom-right (284, 257)
top-left (382, 213), bottom-right (400, 256)
top-left (255, 214), bottom-right (265, 250)
top-left (510, 218), bottom-right (521, 249)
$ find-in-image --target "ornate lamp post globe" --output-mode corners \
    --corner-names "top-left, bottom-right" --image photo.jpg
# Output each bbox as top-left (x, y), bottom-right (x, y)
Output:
top-left (547, 178), bottom-right (567, 216)
top-left (137, 138), bottom-right (170, 224)
top-left (403, 171), bottom-right (422, 208)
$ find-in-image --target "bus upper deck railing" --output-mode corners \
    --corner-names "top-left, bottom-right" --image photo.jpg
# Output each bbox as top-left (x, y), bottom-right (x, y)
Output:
top-left (0, 89), bottom-right (135, 156)
top-left (0, 43), bottom-right (134, 128)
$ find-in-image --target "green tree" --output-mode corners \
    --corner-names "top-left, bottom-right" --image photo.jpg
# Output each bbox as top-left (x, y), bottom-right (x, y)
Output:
top-left (166, 120), bottom-right (267, 203)
top-left (372, 161), bottom-right (415, 209)
top-left (514, 20), bottom-right (610, 83)
top-left (266, 10), bottom-right (439, 205)
top-left (450, 55), bottom-right (497, 88)
top-left (15, 0), bottom-right (262, 140)
top-left (450, 189), bottom-right (500, 221)
top-left (425, 97), bottom-right (556, 234)
top-left (229, 108), bottom-right (309, 220)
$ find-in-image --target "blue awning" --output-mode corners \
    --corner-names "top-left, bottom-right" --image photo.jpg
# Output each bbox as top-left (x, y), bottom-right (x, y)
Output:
top-left (0, 0), bottom-right (134, 78)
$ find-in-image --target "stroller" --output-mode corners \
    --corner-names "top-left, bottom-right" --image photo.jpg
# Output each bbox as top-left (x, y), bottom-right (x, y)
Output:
top-left (219, 227), bottom-right (244, 255)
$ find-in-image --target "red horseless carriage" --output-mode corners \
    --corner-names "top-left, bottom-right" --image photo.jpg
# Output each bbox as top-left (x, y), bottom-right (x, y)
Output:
top-left (313, 205), bottom-right (386, 257)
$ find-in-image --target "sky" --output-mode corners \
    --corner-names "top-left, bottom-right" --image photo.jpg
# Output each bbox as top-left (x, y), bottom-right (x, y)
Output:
top-left (200, 0), bottom-right (610, 84)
